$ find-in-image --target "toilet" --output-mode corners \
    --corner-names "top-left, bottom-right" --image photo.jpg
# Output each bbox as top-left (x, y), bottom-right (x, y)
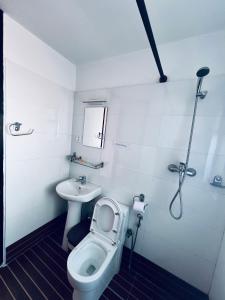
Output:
top-left (67, 197), bottom-right (129, 300)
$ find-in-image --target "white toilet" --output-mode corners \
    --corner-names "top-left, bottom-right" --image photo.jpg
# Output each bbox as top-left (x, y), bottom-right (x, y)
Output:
top-left (67, 197), bottom-right (129, 300)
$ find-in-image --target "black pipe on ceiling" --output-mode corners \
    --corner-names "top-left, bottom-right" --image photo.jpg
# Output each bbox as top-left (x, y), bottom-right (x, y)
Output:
top-left (136, 0), bottom-right (167, 83)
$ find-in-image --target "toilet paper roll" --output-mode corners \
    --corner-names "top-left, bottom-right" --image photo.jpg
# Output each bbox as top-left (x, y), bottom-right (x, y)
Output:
top-left (133, 201), bottom-right (146, 213)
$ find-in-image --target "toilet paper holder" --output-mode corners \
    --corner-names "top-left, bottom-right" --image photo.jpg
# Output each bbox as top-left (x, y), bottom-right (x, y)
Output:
top-left (133, 194), bottom-right (145, 202)
top-left (133, 194), bottom-right (148, 212)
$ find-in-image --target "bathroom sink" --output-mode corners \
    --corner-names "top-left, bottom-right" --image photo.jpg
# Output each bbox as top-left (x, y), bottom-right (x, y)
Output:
top-left (56, 178), bottom-right (101, 203)
top-left (56, 178), bottom-right (102, 251)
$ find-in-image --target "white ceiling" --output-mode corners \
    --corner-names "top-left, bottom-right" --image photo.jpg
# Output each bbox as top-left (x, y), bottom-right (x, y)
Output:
top-left (0, 0), bottom-right (224, 64)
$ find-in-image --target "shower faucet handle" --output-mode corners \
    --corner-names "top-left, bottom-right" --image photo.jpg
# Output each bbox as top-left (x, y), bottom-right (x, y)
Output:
top-left (210, 175), bottom-right (225, 188)
top-left (168, 162), bottom-right (196, 177)
top-left (168, 164), bottom-right (179, 172)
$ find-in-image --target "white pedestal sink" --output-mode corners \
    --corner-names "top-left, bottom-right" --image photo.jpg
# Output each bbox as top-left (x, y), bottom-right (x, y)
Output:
top-left (56, 178), bottom-right (102, 251)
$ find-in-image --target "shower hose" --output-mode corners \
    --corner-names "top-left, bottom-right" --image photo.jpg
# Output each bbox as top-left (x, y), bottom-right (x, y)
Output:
top-left (169, 94), bottom-right (199, 220)
top-left (169, 169), bottom-right (186, 220)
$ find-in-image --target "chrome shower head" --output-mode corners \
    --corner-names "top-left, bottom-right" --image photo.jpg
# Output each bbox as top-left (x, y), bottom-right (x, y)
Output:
top-left (196, 67), bottom-right (210, 99)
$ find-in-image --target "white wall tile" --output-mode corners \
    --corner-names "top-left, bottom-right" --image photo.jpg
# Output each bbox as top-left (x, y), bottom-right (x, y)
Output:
top-left (209, 233), bottom-right (225, 300)
top-left (70, 73), bottom-right (225, 293)
top-left (136, 229), bottom-right (214, 293)
top-left (5, 61), bottom-right (74, 246)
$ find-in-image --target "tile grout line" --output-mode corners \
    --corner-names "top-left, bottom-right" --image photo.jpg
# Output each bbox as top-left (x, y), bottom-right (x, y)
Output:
top-left (48, 235), bottom-right (65, 249)
top-left (24, 253), bottom-right (64, 300)
top-left (30, 249), bottom-right (72, 292)
top-left (7, 224), bottom-right (62, 255)
top-left (7, 228), bottom-right (64, 263)
top-left (36, 244), bottom-right (67, 275)
top-left (127, 272), bottom-right (137, 300)
top-left (113, 275), bottom-right (134, 298)
top-left (15, 258), bottom-right (48, 300)
top-left (135, 271), bottom-right (178, 299)
top-left (42, 238), bottom-right (67, 261)
top-left (7, 265), bottom-right (33, 300)
top-left (0, 274), bottom-right (17, 300)
top-left (107, 286), bottom-right (124, 300)
top-left (7, 236), bottom-right (47, 265)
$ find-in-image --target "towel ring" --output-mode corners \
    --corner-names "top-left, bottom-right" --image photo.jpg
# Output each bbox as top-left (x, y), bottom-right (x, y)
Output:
top-left (8, 122), bottom-right (34, 136)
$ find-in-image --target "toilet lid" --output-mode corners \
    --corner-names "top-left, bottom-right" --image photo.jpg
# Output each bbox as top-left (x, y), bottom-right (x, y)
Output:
top-left (90, 197), bottom-right (122, 245)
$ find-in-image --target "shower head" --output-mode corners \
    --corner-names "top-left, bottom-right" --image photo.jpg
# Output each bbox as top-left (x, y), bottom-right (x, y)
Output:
top-left (196, 67), bottom-right (210, 78)
top-left (196, 67), bottom-right (210, 99)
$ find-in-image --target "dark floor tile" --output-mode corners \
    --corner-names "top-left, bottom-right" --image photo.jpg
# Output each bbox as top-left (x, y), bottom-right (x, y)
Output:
top-left (0, 277), bottom-right (14, 300)
top-left (9, 260), bottom-right (46, 300)
top-left (114, 273), bottom-right (133, 292)
top-left (129, 285), bottom-right (153, 300)
top-left (0, 266), bottom-right (30, 299)
top-left (17, 255), bottom-right (62, 300)
top-left (44, 236), bottom-right (68, 260)
top-left (25, 249), bottom-right (72, 299)
top-left (133, 274), bottom-right (173, 300)
top-left (100, 294), bottom-right (109, 300)
top-left (117, 268), bottom-right (136, 284)
top-left (127, 294), bottom-right (138, 300)
top-left (50, 230), bottom-right (64, 245)
top-left (32, 244), bottom-right (71, 290)
top-left (103, 287), bottom-right (124, 299)
top-left (109, 278), bottom-right (129, 299)
top-left (2, 215), bottom-right (209, 300)
top-left (39, 239), bottom-right (67, 269)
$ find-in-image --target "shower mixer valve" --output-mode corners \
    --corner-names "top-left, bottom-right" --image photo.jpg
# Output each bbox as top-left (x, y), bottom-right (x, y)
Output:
top-left (168, 162), bottom-right (196, 177)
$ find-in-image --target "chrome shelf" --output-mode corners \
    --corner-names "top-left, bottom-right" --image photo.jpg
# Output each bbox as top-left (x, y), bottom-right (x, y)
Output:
top-left (67, 153), bottom-right (104, 169)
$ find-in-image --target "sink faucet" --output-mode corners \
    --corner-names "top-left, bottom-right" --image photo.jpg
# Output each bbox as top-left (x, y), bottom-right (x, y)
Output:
top-left (76, 176), bottom-right (87, 185)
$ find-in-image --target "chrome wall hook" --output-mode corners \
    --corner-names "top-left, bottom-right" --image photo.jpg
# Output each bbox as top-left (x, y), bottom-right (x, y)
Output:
top-left (8, 122), bottom-right (34, 136)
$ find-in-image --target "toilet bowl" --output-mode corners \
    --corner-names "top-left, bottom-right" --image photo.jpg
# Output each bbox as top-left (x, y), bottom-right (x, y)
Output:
top-left (67, 197), bottom-right (129, 300)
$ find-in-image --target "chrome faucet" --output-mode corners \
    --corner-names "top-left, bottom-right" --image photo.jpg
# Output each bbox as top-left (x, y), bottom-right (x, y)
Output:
top-left (168, 162), bottom-right (197, 177)
top-left (76, 176), bottom-right (87, 185)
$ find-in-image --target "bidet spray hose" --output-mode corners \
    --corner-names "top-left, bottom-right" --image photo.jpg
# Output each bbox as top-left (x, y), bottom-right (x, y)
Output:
top-left (128, 214), bottom-right (142, 271)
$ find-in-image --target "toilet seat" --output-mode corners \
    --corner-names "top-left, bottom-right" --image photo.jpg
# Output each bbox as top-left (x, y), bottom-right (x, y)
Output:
top-left (90, 197), bottom-right (122, 245)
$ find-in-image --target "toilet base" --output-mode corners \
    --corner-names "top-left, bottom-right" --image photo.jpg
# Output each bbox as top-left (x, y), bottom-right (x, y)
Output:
top-left (73, 287), bottom-right (102, 300)
top-left (72, 274), bottom-right (113, 300)
top-left (71, 253), bottom-right (118, 300)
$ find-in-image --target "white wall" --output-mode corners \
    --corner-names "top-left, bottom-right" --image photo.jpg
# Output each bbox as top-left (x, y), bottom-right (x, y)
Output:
top-left (77, 30), bottom-right (225, 91)
top-left (209, 230), bottom-right (225, 300)
top-left (4, 15), bottom-right (76, 91)
top-left (71, 30), bottom-right (225, 293)
top-left (4, 15), bottom-right (76, 246)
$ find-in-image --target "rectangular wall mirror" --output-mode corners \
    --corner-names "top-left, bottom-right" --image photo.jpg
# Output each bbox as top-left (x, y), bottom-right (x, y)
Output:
top-left (82, 106), bottom-right (108, 148)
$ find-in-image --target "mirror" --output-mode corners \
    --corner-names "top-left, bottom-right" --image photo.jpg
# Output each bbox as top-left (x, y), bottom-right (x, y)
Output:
top-left (82, 106), bottom-right (108, 148)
